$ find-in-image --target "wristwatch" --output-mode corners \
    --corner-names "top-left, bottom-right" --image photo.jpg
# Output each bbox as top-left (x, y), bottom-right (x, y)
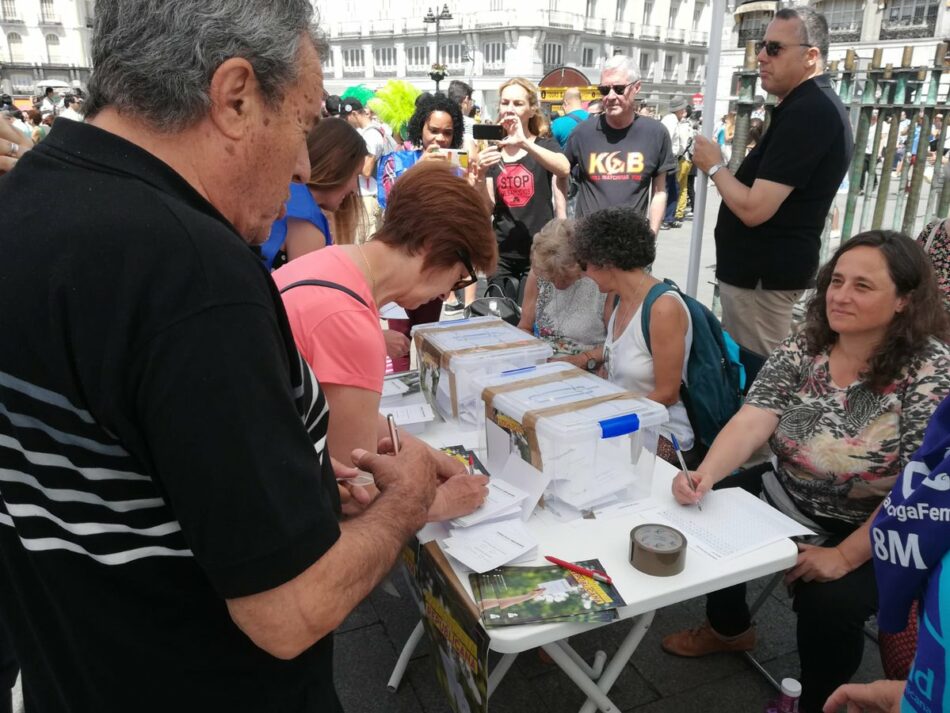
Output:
top-left (707, 162), bottom-right (727, 178)
top-left (585, 355), bottom-right (598, 371)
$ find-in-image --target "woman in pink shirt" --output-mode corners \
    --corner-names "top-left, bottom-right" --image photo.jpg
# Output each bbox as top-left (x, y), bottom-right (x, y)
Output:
top-left (274, 161), bottom-right (498, 519)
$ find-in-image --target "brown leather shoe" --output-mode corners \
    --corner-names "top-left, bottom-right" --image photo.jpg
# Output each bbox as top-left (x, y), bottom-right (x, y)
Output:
top-left (661, 621), bottom-right (756, 657)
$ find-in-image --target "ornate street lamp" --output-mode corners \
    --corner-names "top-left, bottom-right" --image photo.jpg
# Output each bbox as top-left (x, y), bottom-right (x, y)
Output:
top-left (423, 4), bottom-right (453, 91)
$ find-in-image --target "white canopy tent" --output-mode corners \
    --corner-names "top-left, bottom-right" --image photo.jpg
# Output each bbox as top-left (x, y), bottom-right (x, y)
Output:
top-left (685, 0), bottom-right (728, 297)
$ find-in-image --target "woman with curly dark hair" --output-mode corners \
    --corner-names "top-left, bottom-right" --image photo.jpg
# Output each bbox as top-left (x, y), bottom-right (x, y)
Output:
top-left (376, 92), bottom-right (465, 210)
top-left (663, 231), bottom-right (950, 713)
top-left (570, 205), bottom-right (697, 464)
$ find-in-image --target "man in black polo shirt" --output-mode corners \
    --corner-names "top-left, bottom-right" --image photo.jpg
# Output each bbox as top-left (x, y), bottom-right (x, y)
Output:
top-left (693, 5), bottom-right (852, 356)
top-left (0, 2), bottom-right (483, 711)
top-left (564, 54), bottom-right (674, 232)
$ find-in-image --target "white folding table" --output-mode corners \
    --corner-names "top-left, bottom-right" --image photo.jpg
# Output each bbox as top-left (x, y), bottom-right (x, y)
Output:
top-left (392, 419), bottom-right (798, 713)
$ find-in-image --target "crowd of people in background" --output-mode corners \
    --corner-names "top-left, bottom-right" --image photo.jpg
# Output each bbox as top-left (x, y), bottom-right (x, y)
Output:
top-left (0, 2), bottom-right (949, 713)
top-left (0, 86), bottom-right (85, 147)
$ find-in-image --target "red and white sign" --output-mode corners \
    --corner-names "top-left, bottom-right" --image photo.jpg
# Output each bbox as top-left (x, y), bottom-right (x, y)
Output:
top-left (496, 164), bottom-right (535, 208)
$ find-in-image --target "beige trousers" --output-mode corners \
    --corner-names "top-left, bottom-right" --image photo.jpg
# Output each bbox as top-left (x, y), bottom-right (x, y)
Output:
top-left (718, 281), bottom-right (804, 357)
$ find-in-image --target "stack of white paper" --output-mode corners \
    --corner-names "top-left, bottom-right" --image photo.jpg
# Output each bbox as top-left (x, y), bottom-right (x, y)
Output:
top-left (441, 519), bottom-right (538, 573)
top-left (438, 453), bottom-right (549, 573)
top-left (380, 371), bottom-right (426, 409)
top-left (378, 402), bottom-right (435, 434)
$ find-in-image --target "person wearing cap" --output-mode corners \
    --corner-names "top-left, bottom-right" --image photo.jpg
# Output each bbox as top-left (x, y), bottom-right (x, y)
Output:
top-left (341, 97), bottom-right (390, 244)
top-left (660, 94), bottom-right (691, 229)
top-left (691, 5), bottom-right (852, 357)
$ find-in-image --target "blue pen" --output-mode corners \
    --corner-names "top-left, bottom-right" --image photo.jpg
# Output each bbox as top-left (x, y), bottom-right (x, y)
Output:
top-left (670, 433), bottom-right (702, 511)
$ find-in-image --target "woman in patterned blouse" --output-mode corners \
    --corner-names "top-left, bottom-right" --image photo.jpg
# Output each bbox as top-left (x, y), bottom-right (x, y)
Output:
top-left (663, 230), bottom-right (950, 713)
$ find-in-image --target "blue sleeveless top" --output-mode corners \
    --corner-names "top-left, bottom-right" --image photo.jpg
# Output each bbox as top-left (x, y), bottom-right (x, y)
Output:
top-left (261, 182), bottom-right (332, 271)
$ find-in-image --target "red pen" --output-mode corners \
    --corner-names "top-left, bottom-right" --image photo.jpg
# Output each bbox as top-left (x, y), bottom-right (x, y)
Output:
top-left (545, 556), bottom-right (613, 585)
top-left (467, 453), bottom-right (475, 475)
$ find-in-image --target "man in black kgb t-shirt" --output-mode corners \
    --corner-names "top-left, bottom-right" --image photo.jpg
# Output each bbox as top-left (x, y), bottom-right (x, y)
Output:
top-left (564, 55), bottom-right (675, 232)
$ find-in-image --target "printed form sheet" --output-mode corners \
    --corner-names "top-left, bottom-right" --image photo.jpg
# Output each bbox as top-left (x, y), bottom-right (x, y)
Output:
top-left (650, 488), bottom-right (814, 560)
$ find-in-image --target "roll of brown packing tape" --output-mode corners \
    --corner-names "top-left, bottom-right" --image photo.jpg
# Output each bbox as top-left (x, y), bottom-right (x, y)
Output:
top-left (629, 524), bottom-right (687, 576)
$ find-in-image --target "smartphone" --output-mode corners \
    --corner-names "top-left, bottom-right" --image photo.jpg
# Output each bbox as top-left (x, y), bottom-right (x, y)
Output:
top-left (441, 148), bottom-right (469, 170)
top-left (473, 123), bottom-right (505, 141)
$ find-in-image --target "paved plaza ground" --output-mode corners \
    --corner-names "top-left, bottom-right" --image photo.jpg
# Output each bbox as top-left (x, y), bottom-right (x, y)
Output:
top-left (13, 172), bottom-right (940, 712)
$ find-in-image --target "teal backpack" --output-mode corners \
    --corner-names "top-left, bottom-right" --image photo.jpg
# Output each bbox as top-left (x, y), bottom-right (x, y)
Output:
top-left (640, 279), bottom-right (746, 450)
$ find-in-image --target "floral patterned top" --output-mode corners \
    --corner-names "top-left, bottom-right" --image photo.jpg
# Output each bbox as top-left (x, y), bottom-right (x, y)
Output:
top-left (916, 219), bottom-right (950, 311)
top-left (746, 332), bottom-right (950, 526)
top-left (535, 276), bottom-right (607, 356)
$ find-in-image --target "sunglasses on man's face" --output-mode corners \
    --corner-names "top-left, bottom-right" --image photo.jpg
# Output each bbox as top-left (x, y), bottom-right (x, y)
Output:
top-left (596, 82), bottom-right (635, 97)
top-left (453, 249), bottom-right (478, 291)
top-left (755, 40), bottom-right (813, 57)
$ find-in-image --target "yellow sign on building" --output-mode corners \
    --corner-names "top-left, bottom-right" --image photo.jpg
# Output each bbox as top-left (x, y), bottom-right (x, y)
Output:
top-left (538, 86), bottom-right (601, 102)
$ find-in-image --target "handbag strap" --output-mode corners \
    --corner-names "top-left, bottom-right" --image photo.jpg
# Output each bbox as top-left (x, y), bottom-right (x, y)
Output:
top-left (278, 279), bottom-right (369, 308)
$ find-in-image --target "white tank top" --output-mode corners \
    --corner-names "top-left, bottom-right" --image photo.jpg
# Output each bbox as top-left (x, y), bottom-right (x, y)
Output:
top-left (605, 291), bottom-right (695, 450)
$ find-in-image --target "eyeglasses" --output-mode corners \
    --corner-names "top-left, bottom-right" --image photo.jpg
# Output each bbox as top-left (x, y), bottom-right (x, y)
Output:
top-left (453, 249), bottom-right (478, 291)
top-left (754, 40), bottom-right (814, 57)
top-left (596, 82), bottom-right (636, 97)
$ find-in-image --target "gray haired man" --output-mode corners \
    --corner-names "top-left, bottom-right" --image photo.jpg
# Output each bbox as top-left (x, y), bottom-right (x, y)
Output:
top-left (563, 54), bottom-right (675, 233)
top-left (0, 1), bottom-right (471, 711)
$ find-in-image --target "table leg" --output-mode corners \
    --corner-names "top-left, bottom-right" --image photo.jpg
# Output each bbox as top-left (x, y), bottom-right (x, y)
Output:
top-left (487, 652), bottom-right (518, 696)
top-left (541, 642), bottom-right (619, 713)
top-left (554, 639), bottom-right (601, 680)
top-left (577, 610), bottom-right (656, 713)
top-left (387, 620), bottom-right (425, 692)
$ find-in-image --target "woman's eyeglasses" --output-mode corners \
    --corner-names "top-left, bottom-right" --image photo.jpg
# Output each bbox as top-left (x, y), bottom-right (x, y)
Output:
top-left (453, 249), bottom-right (478, 291)
top-left (754, 40), bottom-right (813, 57)
top-left (596, 82), bottom-right (635, 97)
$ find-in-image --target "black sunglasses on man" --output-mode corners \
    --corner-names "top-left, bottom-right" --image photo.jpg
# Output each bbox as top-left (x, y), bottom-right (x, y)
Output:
top-left (596, 82), bottom-right (636, 97)
top-left (754, 40), bottom-right (813, 57)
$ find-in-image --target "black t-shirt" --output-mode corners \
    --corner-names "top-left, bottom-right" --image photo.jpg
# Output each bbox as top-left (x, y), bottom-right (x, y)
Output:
top-left (715, 74), bottom-right (853, 290)
top-left (564, 114), bottom-right (675, 219)
top-left (487, 137), bottom-right (563, 260)
top-left (0, 120), bottom-right (343, 712)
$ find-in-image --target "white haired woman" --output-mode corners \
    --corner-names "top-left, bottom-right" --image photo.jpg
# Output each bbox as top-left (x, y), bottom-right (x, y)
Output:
top-left (518, 219), bottom-right (611, 371)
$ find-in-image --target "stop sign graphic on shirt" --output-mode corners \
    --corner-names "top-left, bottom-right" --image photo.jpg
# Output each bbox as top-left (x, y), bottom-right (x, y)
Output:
top-left (496, 163), bottom-right (535, 208)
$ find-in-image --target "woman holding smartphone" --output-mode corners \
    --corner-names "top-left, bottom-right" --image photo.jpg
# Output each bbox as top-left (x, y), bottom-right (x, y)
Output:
top-left (473, 78), bottom-right (571, 303)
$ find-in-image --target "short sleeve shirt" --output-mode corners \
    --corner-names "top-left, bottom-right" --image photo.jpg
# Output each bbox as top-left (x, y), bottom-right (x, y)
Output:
top-left (273, 246), bottom-right (386, 394)
top-left (564, 114), bottom-right (675, 219)
top-left (551, 110), bottom-right (589, 148)
top-left (746, 332), bottom-right (950, 527)
top-left (0, 119), bottom-right (343, 712)
top-left (359, 125), bottom-right (386, 196)
top-left (261, 182), bottom-right (332, 270)
top-left (487, 137), bottom-right (563, 261)
top-left (715, 75), bottom-right (853, 290)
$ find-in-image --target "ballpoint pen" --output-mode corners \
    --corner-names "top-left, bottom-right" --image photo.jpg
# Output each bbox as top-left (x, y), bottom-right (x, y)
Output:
top-left (670, 433), bottom-right (702, 511)
top-left (544, 556), bottom-right (613, 585)
top-left (387, 414), bottom-right (401, 454)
